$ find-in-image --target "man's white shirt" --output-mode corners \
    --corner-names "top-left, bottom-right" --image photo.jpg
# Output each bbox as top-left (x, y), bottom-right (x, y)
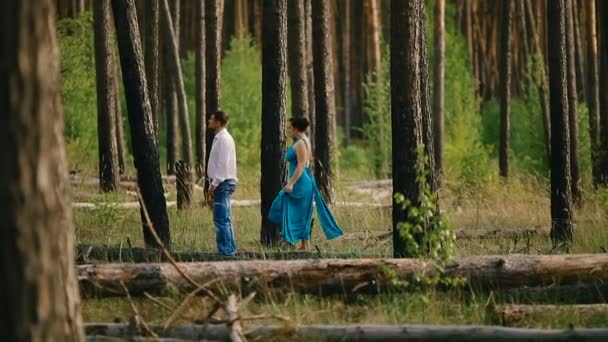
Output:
top-left (207, 128), bottom-right (238, 187)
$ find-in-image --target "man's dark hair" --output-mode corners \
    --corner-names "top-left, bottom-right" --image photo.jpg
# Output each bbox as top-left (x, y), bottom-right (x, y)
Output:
top-left (212, 111), bottom-right (229, 126)
top-left (289, 116), bottom-right (309, 132)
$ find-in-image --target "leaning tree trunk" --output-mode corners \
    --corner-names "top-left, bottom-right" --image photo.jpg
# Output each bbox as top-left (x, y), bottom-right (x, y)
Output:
top-left (144, 0), bottom-right (160, 136)
top-left (111, 0), bottom-right (171, 248)
top-left (566, 0), bottom-right (581, 205)
top-left (260, 0), bottom-right (288, 246)
top-left (390, 0), bottom-right (437, 258)
top-left (499, 0), bottom-right (514, 179)
top-left (113, 58), bottom-right (127, 175)
top-left (584, 0), bottom-right (601, 186)
top-left (598, 1), bottom-right (608, 185)
top-left (546, 0), bottom-right (574, 246)
top-left (205, 0), bottom-right (224, 181)
top-left (0, 0), bottom-right (85, 339)
top-left (312, 0), bottom-right (337, 203)
top-left (93, 0), bottom-right (120, 192)
top-left (161, 0), bottom-right (193, 167)
top-left (195, 0), bottom-right (206, 181)
top-left (433, 0), bottom-right (445, 179)
top-left (287, 0), bottom-right (309, 119)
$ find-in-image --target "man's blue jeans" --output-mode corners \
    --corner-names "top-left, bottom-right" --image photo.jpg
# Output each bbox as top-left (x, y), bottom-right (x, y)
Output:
top-left (213, 180), bottom-right (237, 255)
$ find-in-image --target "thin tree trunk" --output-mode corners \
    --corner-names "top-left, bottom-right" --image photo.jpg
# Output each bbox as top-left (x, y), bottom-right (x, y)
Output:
top-left (566, 0), bottom-right (581, 205)
top-left (390, 0), bottom-right (436, 258)
top-left (205, 0), bottom-right (224, 185)
top-left (433, 0), bottom-right (445, 179)
top-left (179, 0), bottom-right (190, 58)
top-left (0, 0), bottom-right (85, 339)
top-left (572, 1), bottom-right (586, 101)
top-left (260, 0), bottom-right (287, 246)
top-left (366, 0), bottom-right (381, 80)
top-left (195, 0), bottom-right (206, 181)
top-left (111, 0), bottom-right (172, 248)
top-left (546, 0), bottom-right (574, 246)
top-left (94, 0), bottom-right (120, 192)
top-left (349, 0), bottom-right (363, 138)
top-left (499, 0), bottom-right (514, 179)
top-left (598, 1), bottom-right (608, 185)
top-left (113, 59), bottom-right (127, 175)
top-left (341, 0), bottom-right (352, 145)
top-left (584, 0), bottom-right (600, 185)
top-left (144, 0), bottom-right (160, 137)
top-left (312, 0), bottom-right (337, 203)
top-left (165, 79), bottom-right (179, 175)
top-left (305, 0), bottom-right (316, 151)
top-left (288, 0), bottom-right (309, 119)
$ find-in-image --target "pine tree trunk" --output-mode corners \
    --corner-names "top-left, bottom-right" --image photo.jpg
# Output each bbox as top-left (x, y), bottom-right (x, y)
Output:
top-left (0, 0), bottom-right (85, 339)
top-left (390, 0), bottom-right (437, 258)
top-left (349, 0), bottom-right (363, 138)
top-left (260, 0), bottom-right (287, 246)
top-left (566, 0), bottom-right (581, 205)
top-left (312, 0), bottom-right (337, 203)
top-left (287, 0), bottom-right (309, 119)
top-left (305, 0), bottom-right (316, 151)
top-left (195, 0), bottom-right (206, 181)
top-left (144, 0), bottom-right (160, 136)
top-left (584, 0), bottom-right (600, 185)
top-left (341, 0), bottom-right (352, 145)
top-left (111, 0), bottom-right (172, 248)
top-left (179, 0), bottom-right (190, 58)
top-left (597, 1), bottom-right (608, 185)
top-left (546, 0), bottom-right (574, 246)
top-left (113, 59), bottom-right (127, 175)
top-left (499, 0), bottom-right (514, 179)
top-left (205, 0), bottom-right (224, 182)
top-left (94, 0), bottom-right (120, 192)
top-left (433, 0), bottom-right (445, 178)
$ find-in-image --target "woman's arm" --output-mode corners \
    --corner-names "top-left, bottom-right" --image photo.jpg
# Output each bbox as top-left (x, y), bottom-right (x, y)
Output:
top-left (285, 141), bottom-right (307, 192)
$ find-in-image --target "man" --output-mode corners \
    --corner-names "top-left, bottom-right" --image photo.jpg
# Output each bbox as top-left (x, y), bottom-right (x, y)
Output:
top-left (206, 111), bottom-right (238, 256)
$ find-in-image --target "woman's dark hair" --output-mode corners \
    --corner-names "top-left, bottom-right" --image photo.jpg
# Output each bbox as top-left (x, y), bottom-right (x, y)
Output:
top-left (289, 116), bottom-right (309, 132)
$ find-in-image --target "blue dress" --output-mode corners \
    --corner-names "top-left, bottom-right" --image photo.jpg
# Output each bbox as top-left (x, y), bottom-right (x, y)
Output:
top-left (268, 138), bottom-right (343, 243)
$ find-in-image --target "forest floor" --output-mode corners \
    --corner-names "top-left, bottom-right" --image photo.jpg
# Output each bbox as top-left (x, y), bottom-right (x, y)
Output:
top-left (75, 167), bottom-right (608, 330)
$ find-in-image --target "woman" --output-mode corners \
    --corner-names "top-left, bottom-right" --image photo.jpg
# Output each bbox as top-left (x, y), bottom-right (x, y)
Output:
top-left (268, 117), bottom-right (343, 250)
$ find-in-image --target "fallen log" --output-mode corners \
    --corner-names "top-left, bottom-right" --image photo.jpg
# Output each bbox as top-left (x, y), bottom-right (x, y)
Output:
top-left (345, 227), bottom-right (550, 242)
top-left (503, 282), bottom-right (608, 304)
top-left (78, 254), bottom-right (608, 298)
top-left (84, 323), bottom-right (608, 341)
top-left (75, 244), bottom-right (376, 263)
top-left (494, 304), bottom-right (608, 326)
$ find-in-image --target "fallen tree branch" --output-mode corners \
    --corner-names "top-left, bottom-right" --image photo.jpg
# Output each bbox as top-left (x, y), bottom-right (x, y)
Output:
top-left (120, 281), bottom-right (158, 338)
top-left (84, 323), bottom-right (608, 341)
top-left (79, 254), bottom-right (608, 298)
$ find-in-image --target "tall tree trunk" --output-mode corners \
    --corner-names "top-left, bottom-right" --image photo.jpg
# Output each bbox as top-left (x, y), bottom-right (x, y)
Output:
top-left (195, 0), bottom-right (206, 181)
top-left (94, 0), bottom-right (120, 192)
top-left (584, 0), bottom-right (600, 185)
top-left (179, 0), bottom-right (190, 58)
top-left (566, 0), bottom-right (581, 205)
top-left (305, 0), bottom-right (316, 151)
top-left (260, 0), bottom-right (287, 246)
top-left (113, 59), bottom-right (127, 175)
top-left (572, 1), bottom-right (585, 101)
top-left (205, 0), bottom-right (224, 181)
top-left (312, 0), bottom-right (337, 203)
top-left (433, 0), bottom-right (445, 179)
top-left (161, 0), bottom-right (193, 167)
top-left (0, 0), bottom-right (85, 339)
top-left (390, 0), bottom-right (436, 258)
top-left (111, 0), bottom-right (172, 248)
top-left (499, 0), bottom-right (514, 179)
top-left (598, 1), bottom-right (608, 185)
top-left (546, 0), bottom-right (573, 246)
top-left (341, 0), bottom-right (352, 145)
top-left (287, 0), bottom-right (309, 119)
top-left (144, 0), bottom-right (160, 136)
top-left (365, 0), bottom-right (381, 80)
top-left (234, 0), bottom-right (248, 40)
top-left (349, 0), bottom-right (363, 137)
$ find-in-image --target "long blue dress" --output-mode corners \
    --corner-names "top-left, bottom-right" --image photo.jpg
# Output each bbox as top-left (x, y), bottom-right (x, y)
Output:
top-left (268, 138), bottom-right (343, 243)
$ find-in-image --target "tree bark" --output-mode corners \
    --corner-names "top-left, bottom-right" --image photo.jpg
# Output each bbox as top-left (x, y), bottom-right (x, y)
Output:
top-left (0, 0), bottom-right (85, 339)
top-left (205, 0), bottom-right (224, 177)
top-left (144, 0), bottom-right (160, 136)
top-left (499, 0), bottom-right (514, 179)
top-left (113, 59), bottom-right (127, 175)
top-left (597, 1), bottom-right (608, 185)
top-left (175, 160), bottom-right (192, 210)
top-left (305, 0), bottom-right (316, 150)
top-left (260, 0), bottom-right (288, 246)
top-left (111, 0), bottom-right (171, 248)
top-left (584, 0), bottom-right (600, 185)
top-left (195, 0), bottom-right (206, 181)
top-left (349, 0), bottom-right (363, 138)
top-left (161, 0), bottom-right (193, 168)
top-left (340, 0), bottom-right (352, 145)
top-left (312, 0), bottom-right (337, 203)
top-left (78, 254), bottom-right (608, 297)
top-left (433, 0), bottom-right (445, 178)
top-left (287, 0), bottom-right (309, 119)
top-left (546, 0), bottom-right (573, 246)
top-left (85, 323), bottom-right (608, 341)
top-left (566, 0), bottom-right (581, 205)
top-left (93, 0), bottom-right (120, 192)
top-left (390, 0), bottom-right (437, 258)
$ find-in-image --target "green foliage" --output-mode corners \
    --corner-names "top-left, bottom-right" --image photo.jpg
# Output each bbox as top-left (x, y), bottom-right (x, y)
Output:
top-left (58, 13), bottom-right (99, 171)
